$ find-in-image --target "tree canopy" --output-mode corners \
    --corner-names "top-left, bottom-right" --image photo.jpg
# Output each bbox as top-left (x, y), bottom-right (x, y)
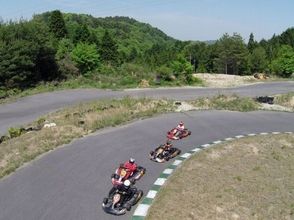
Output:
top-left (0, 11), bottom-right (293, 95)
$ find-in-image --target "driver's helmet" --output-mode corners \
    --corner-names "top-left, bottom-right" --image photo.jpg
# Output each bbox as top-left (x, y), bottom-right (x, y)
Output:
top-left (179, 121), bottom-right (184, 126)
top-left (129, 158), bottom-right (135, 164)
top-left (166, 141), bottom-right (172, 146)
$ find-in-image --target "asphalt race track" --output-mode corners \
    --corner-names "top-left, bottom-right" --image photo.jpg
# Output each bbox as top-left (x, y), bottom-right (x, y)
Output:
top-left (0, 83), bottom-right (293, 220)
top-left (0, 81), bottom-right (293, 135)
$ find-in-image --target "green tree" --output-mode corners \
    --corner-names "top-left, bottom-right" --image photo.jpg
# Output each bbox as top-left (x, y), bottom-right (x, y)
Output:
top-left (183, 42), bottom-right (208, 72)
top-left (73, 24), bottom-right (91, 44)
top-left (279, 28), bottom-right (294, 48)
top-left (247, 33), bottom-right (258, 53)
top-left (56, 38), bottom-right (74, 60)
top-left (100, 30), bottom-right (119, 65)
top-left (250, 46), bottom-right (268, 73)
top-left (49, 10), bottom-right (67, 39)
top-left (71, 42), bottom-right (100, 73)
top-left (214, 33), bottom-right (250, 75)
top-left (0, 40), bottom-right (37, 89)
top-left (171, 55), bottom-right (193, 83)
top-left (271, 45), bottom-right (294, 78)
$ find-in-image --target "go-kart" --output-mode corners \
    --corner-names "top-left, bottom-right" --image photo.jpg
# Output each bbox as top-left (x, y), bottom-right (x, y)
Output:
top-left (149, 145), bottom-right (181, 163)
top-left (102, 185), bottom-right (143, 215)
top-left (167, 128), bottom-right (191, 140)
top-left (111, 164), bottom-right (146, 186)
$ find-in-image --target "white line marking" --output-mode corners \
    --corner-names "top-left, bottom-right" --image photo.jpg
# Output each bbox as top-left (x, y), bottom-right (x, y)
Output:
top-left (154, 178), bottom-right (166, 186)
top-left (260, 132), bottom-right (268, 135)
top-left (225, 137), bottom-right (234, 141)
top-left (272, 132), bottom-right (281, 134)
top-left (192, 148), bottom-right (201, 152)
top-left (163, 168), bottom-right (174, 174)
top-left (146, 190), bottom-right (157, 199)
top-left (213, 140), bottom-right (222, 144)
top-left (285, 132), bottom-right (293, 134)
top-left (133, 204), bottom-right (150, 216)
top-left (247, 133), bottom-right (256, 136)
top-left (180, 153), bottom-right (191, 158)
top-left (172, 160), bottom-right (182, 166)
top-left (235, 135), bottom-right (244, 138)
top-left (201, 144), bottom-right (210, 148)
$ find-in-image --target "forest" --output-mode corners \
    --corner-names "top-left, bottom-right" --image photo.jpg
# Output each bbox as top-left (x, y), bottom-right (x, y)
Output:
top-left (0, 10), bottom-right (294, 97)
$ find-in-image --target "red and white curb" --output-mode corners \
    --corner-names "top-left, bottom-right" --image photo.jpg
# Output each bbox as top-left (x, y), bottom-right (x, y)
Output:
top-left (131, 131), bottom-right (293, 220)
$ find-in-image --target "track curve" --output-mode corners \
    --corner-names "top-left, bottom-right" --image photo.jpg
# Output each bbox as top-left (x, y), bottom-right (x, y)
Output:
top-left (0, 81), bottom-right (293, 135)
top-left (0, 110), bottom-right (293, 220)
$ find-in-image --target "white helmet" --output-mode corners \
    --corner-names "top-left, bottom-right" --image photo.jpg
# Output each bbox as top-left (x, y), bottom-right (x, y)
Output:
top-left (123, 179), bottom-right (131, 187)
top-left (129, 158), bottom-right (135, 163)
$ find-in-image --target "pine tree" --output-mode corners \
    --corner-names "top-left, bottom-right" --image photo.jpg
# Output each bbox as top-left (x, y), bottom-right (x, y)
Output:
top-left (49, 10), bottom-right (67, 39)
top-left (247, 33), bottom-right (257, 53)
top-left (73, 24), bottom-right (91, 44)
top-left (100, 30), bottom-right (119, 65)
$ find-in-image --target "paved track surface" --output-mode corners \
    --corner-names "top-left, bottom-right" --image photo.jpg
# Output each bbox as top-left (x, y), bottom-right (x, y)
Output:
top-left (0, 82), bottom-right (293, 135)
top-left (0, 110), bottom-right (293, 220)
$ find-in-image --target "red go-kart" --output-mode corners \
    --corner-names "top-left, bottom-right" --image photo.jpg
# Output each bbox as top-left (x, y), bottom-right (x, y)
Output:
top-left (167, 128), bottom-right (191, 140)
top-left (111, 164), bottom-right (146, 186)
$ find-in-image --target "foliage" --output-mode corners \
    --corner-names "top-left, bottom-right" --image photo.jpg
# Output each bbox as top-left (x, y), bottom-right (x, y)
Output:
top-left (171, 55), bottom-right (194, 83)
top-left (73, 24), bottom-right (91, 44)
top-left (214, 33), bottom-right (250, 75)
top-left (71, 43), bottom-right (100, 73)
top-left (0, 40), bottom-right (38, 89)
top-left (247, 33), bottom-right (258, 53)
top-left (0, 11), bottom-right (294, 97)
top-left (183, 42), bottom-right (208, 72)
top-left (250, 46), bottom-right (268, 73)
top-left (271, 45), bottom-right (294, 78)
top-left (8, 127), bottom-right (23, 138)
top-left (100, 30), bottom-right (119, 65)
top-left (56, 38), bottom-right (74, 60)
top-left (156, 65), bottom-right (173, 81)
top-left (49, 10), bottom-right (67, 39)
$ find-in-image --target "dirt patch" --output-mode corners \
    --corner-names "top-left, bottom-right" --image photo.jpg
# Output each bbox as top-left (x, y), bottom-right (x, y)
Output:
top-left (194, 73), bottom-right (258, 88)
top-left (147, 134), bottom-right (294, 220)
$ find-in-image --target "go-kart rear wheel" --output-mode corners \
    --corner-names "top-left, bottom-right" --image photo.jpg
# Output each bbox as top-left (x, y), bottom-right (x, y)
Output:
top-left (103, 198), bottom-right (108, 204)
top-left (133, 190), bottom-right (143, 205)
top-left (125, 203), bottom-right (131, 211)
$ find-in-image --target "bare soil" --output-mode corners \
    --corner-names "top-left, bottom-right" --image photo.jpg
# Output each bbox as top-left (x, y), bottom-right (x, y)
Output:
top-left (193, 73), bottom-right (259, 88)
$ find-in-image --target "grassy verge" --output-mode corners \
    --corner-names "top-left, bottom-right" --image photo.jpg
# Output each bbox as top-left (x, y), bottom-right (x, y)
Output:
top-left (274, 92), bottom-right (294, 110)
top-left (0, 97), bottom-right (174, 178)
top-left (189, 94), bottom-right (260, 112)
top-left (146, 134), bottom-right (294, 220)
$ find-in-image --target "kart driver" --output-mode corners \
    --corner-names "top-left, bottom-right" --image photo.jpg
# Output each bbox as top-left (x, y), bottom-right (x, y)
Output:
top-left (123, 158), bottom-right (137, 175)
top-left (173, 121), bottom-right (185, 138)
top-left (163, 141), bottom-right (173, 152)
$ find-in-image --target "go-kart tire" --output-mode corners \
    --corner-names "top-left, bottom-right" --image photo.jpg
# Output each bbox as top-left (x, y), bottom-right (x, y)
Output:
top-left (125, 203), bottom-right (132, 211)
top-left (103, 198), bottom-right (108, 205)
top-left (133, 190), bottom-right (143, 205)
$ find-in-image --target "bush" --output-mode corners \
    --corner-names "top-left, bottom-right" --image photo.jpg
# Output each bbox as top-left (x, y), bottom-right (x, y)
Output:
top-left (8, 127), bottom-right (23, 138)
top-left (156, 65), bottom-right (173, 81)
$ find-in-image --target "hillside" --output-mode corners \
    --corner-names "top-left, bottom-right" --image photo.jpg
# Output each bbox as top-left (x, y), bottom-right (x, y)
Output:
top-left (33, 13), bottom-right (176, 60)
top-left (0, 10), bottom-right (293, 99)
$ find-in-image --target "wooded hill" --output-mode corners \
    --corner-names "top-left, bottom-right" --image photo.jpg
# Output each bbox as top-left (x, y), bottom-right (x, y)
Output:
top-left (0, 10), bottom-right (293, 97)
